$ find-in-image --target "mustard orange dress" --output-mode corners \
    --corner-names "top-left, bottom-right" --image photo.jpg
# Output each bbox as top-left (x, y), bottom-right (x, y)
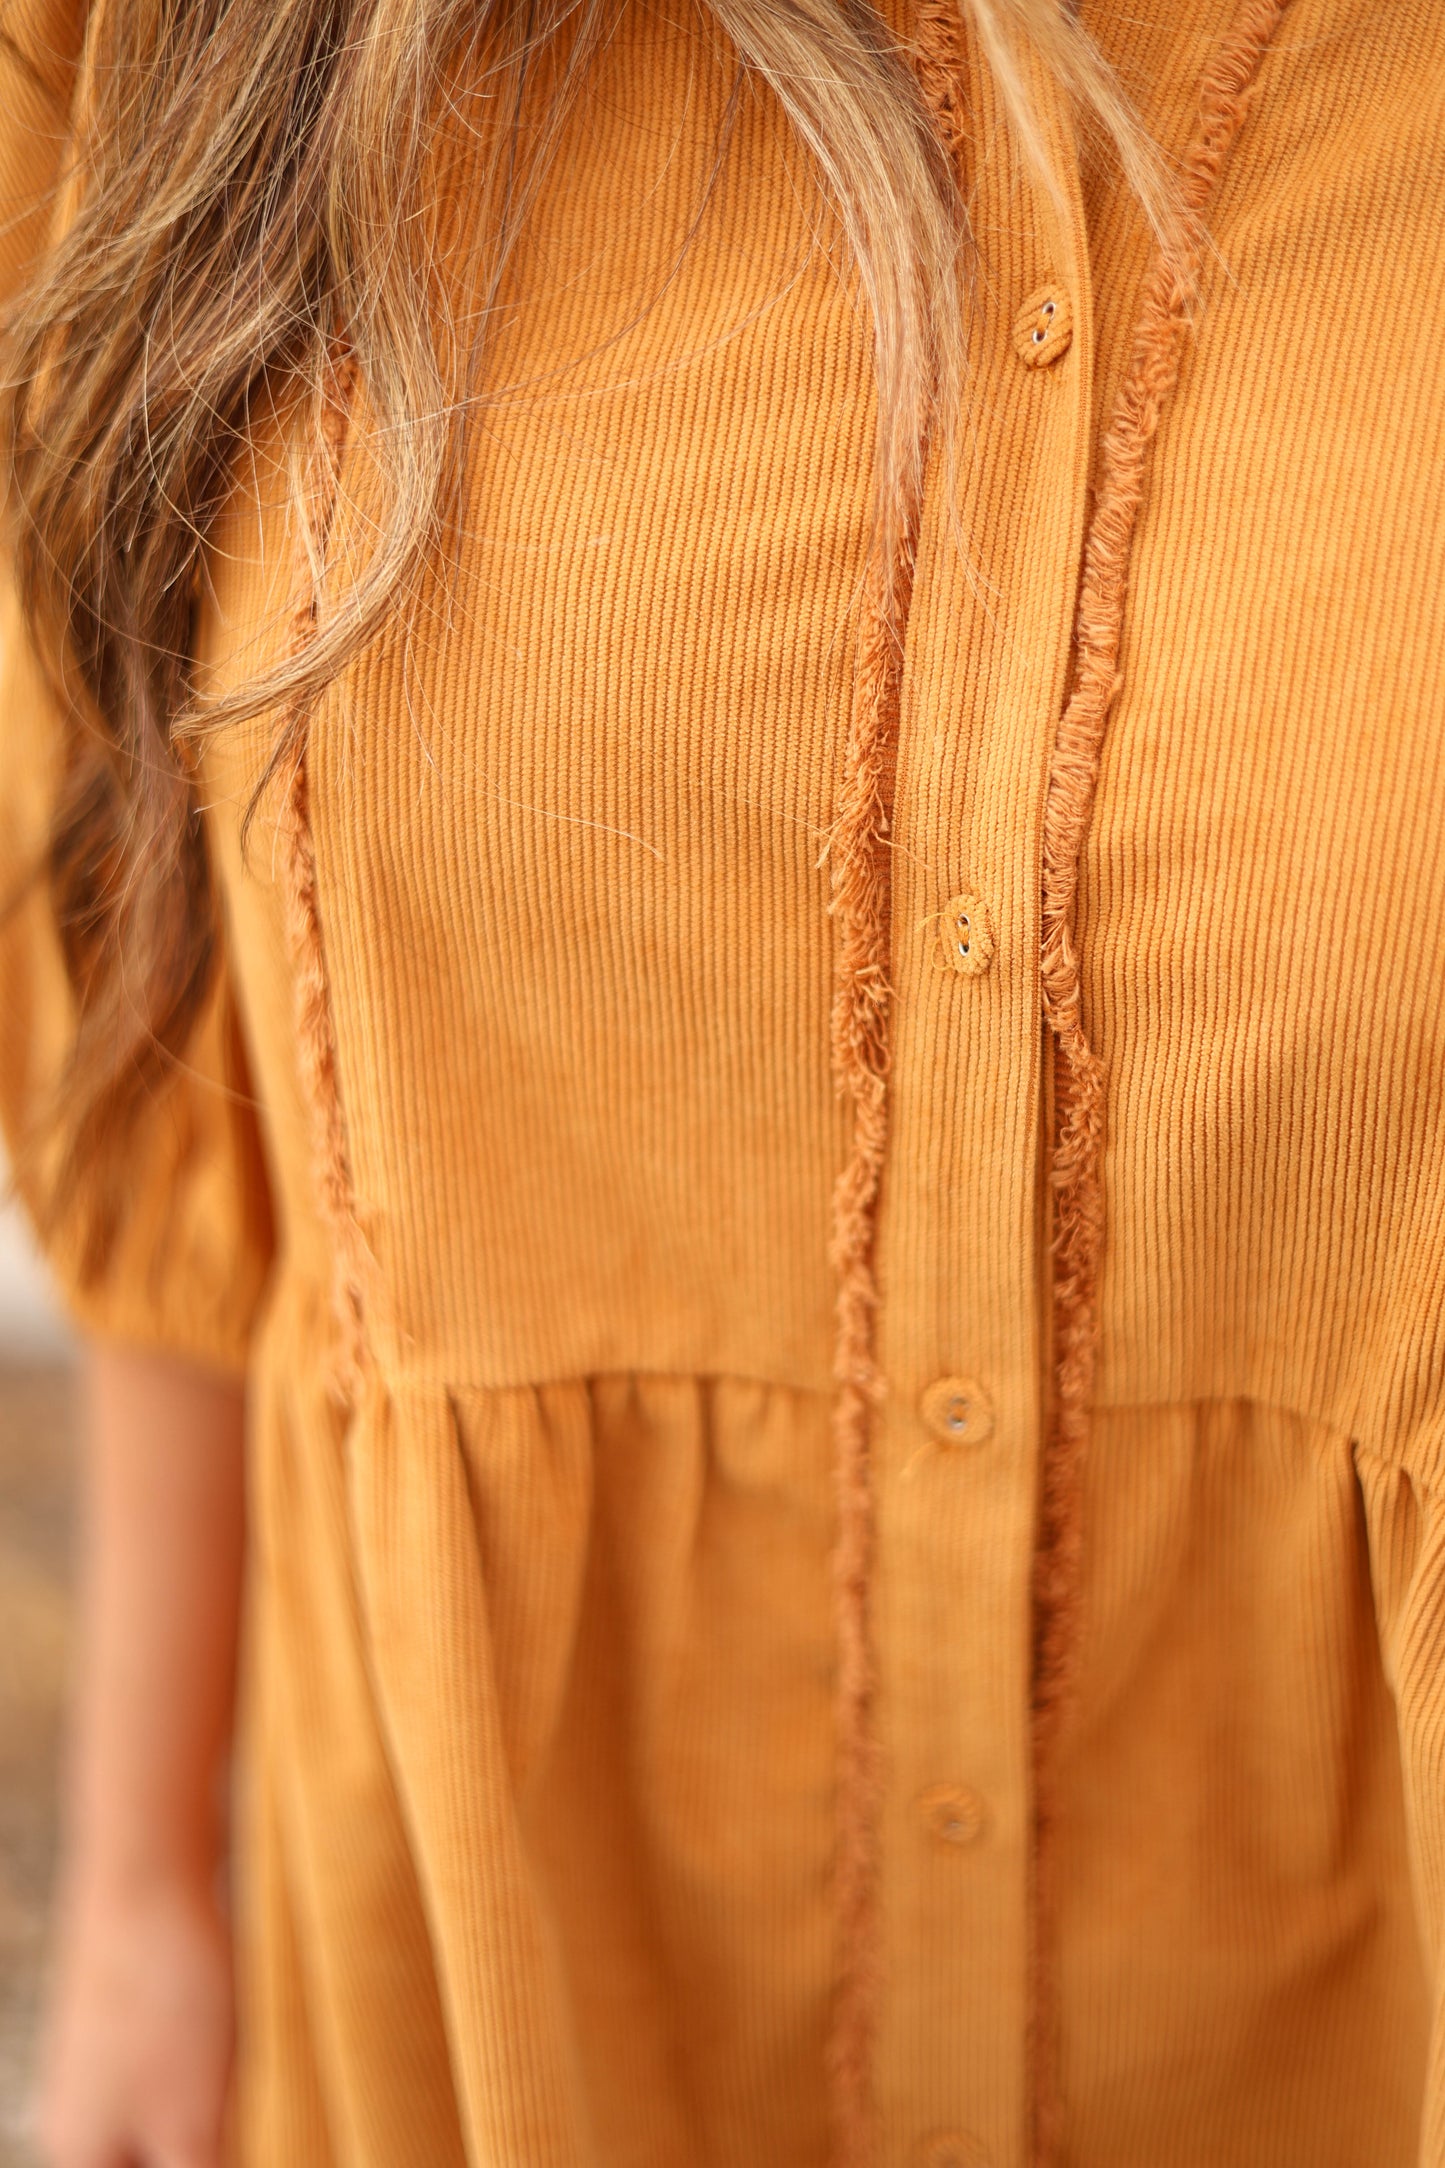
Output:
top-left (4, 0), bottom-right (1445, 2160)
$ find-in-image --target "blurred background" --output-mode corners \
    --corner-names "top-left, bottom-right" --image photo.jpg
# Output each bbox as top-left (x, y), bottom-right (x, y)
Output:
top-left (0, 1179), bottom-right (76, 2167)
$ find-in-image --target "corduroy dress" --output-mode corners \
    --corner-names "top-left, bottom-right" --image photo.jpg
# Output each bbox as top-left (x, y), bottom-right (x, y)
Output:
top-left (4, 0), bottom-right (1445, 2159)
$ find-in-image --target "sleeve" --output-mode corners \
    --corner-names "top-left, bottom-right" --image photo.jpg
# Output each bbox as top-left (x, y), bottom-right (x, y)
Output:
top-left (0, 0), bottom-right (275, 1377)
top-left (1357, 1444), bottom-right (1445, 2161)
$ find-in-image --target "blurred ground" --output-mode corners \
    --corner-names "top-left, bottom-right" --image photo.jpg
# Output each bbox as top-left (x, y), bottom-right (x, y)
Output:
top-left (0, 1365), bottom-right (77, 2168)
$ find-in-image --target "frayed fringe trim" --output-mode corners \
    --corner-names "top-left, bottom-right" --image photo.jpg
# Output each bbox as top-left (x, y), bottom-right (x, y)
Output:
top-left (1030, 3), bottom-right (1291, 2161)
top-left (276, 346), bottom-right (370, 1401)
top-left (913, 0), bottom-right (972, 174)
top-left (820, 18), bottom-right (967, 2161)
top-left (824, 523), bottom-right (923, 2166)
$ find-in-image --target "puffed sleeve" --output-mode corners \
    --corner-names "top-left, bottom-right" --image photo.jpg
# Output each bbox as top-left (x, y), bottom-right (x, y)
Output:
top-left (0, 0), bottom-right (275, 1376)
top-left (1357, 1445), bottom-right (1445, 2160)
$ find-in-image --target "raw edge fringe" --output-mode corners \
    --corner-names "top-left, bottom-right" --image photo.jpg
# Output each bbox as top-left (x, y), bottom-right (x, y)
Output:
top-left (823, 539), bottom-right (916, 2168)
top-left (821, 21), bottom-right (966, 2160)
top-left (275, 345), bottom-right (370, 1401)
top-left (1029, 3), bottom-right (1290, 2162)
top-left (912, 0), bottom-right (971, 172)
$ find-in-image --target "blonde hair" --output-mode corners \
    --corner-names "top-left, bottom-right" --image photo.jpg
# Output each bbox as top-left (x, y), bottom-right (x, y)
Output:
top-left (2, 0), bottom-right (1169, 1256)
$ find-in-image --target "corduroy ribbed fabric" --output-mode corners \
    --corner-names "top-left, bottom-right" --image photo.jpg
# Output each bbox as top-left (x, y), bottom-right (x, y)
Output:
top-left (4, 0), bottom-right (1445, 2162)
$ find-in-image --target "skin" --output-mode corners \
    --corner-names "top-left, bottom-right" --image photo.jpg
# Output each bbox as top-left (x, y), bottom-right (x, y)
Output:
top-left (34, 1345), bottom-right (246, 2168)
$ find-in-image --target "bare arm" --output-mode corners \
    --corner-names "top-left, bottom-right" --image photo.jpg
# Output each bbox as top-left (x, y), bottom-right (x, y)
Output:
top-left (36, 1343), bottom-right (246, 2168)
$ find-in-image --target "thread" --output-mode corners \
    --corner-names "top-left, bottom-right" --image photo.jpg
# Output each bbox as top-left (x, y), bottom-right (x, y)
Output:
top-left (275, 343), bottom-right (370, 1398)
top-left (1030, 3), bottom-right (1290, 2160)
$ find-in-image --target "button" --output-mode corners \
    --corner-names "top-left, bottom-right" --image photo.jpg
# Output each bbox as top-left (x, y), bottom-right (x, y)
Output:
top-left (919, 1375), bottom-right (995, 1448)
top-left (1011, 282), bottom-right (1072, 368)
top-left (937, 889), bottom-right (994, 977)
top-left (915, 2133), bottom-right (990, 2168)
top-left (919, 1782), bottom-right (989, 1848)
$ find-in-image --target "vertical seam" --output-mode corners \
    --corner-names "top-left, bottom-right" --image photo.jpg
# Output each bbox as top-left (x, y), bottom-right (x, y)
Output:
top-left (1029, 5), bottom-right (1291, 2163)
top-left (823, 13), bottom-right (966, 2157)
top-left (823, 532), bottom-right (921, 2168)
top-left (276, 343), bottom-right (370, 1400)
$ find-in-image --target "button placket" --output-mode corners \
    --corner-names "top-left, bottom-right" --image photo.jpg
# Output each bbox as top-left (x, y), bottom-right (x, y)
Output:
top-left (867, 28), bottom-right (1098, 2162)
